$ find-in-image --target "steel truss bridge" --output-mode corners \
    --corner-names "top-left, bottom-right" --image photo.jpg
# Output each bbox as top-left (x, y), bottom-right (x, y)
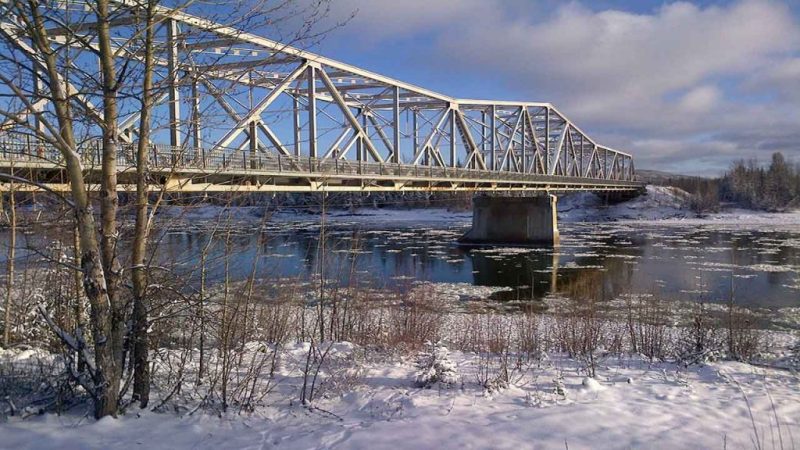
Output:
top-left (0, 1), bottom-right (641, 193)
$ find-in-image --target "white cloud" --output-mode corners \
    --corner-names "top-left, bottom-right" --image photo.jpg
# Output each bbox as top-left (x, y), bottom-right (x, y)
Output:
top-left (436, 1), bottom-right (796, 112)
top-left (318, 0), bottom-right (498, 42)
top-left (679, 86), bottom-right (722, 113)
top-left (316, 0), bottom-right (800, 174)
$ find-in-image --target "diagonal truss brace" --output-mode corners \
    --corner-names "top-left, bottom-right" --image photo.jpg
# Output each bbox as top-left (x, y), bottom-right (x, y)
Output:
top-left (212, 61), bottom-right (308, 151)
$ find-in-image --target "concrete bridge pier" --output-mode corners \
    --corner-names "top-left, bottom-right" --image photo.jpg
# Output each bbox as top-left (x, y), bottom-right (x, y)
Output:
top-left (460, 195), bottom-right (560, 246)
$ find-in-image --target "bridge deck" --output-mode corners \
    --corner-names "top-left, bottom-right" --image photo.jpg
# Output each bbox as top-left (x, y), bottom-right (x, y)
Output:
top-left (0, 142), bottom-right (642, 193)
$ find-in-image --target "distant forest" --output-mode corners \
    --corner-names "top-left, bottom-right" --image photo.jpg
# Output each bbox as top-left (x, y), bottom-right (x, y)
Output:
top-left (654, 152), bottom-right (800, 212)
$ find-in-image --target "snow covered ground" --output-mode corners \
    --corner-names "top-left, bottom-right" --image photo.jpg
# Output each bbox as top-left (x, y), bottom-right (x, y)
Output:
top-left (155, 185), bottom-right (800, 228)
top-left (559, 185), bottom-right (692, 222)
top-left (4, 188), bottom-right (799, 449)
top-left (2, 345), bottom-right (798, 449)
top-left (157, 203), bottom-right (474, 227)
top-left (655, 210), bottom-right (800, 226)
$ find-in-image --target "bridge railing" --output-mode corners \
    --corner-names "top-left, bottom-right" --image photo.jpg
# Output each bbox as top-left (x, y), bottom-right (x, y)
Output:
top-left (0, 138), bottom-right (637, 183)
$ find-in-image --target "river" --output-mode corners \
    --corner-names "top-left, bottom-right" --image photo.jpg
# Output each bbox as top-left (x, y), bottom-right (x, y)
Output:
top-left (2, 207), bottom-right (799, 313)
top-left (145, 208), bottom-right (800, 311)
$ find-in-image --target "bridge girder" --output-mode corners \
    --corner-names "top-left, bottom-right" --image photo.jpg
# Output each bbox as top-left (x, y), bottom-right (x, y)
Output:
top-left (0, 0), bottom-right (638, 192)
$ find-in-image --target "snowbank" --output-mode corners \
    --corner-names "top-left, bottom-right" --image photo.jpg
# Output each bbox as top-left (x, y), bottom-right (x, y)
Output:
top-left (559, 185), bottom-right (692, 222)
top-left (2, 353), bottom-right (798, 449)
top-left (657, 210), bottom-right (800, 226)
top-left (152, 186), bottom-right (800, 228)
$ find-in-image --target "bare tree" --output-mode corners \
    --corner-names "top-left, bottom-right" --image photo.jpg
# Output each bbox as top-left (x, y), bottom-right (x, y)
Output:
top-left (3, 160), bottom-right (15, 348)
top-left (0, 0), bottom-right (341, 418)
top-left (0, 0), bottom-right (123, 418)
top-left (130, 0), bottom-right (158, 410)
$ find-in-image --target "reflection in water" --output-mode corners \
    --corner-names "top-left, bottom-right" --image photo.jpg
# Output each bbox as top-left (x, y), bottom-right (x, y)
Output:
top-left (2, 219), bottom-right (799, 309)
top-left (154, 221), bottom-right (799, 309)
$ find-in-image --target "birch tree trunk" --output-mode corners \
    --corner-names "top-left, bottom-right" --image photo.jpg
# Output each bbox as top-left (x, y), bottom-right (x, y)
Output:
top-left (3, 166), bottom-right (15, 348)
top-left (26, 1), bottom-right (118, 418)
top-left (131, 0), bottom-right (157, 408)
top-left (94, 0), bottom-right (124, 418)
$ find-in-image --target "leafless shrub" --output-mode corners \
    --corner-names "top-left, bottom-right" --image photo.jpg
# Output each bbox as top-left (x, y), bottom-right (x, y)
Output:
top-left (624, 294), bottom-right (671, 361)
top-left (228, 343), bottom-right (283, 413)
top-left (0, 351), bottom-right (79, 418)
top-left (678, 301), bottom-right (723, 364)
top-left (451, 310), bottom-right (485, 353)
top-left (326, 287), bottom-right (384, 347)
top-left (514, 309), bottom-right (545, 361)
top-left (465, 313), bottom-right (531, 392)
top-left (384, 286), bottom-right (446, 351)
top-left (257, 296), bottom-right (296, 347)
top-left (309, 345), bottom-right (363, 401)
top-left (726, 305), bottom-right (763, 361)
top-left (553, 300), bottom-right (606, 378)
top-left (0, 237), bottom-right (84, 351)
top-left (299, 339), bottom-right (330, 406)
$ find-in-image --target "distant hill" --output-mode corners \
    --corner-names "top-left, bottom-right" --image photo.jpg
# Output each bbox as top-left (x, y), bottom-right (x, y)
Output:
top-left (636, 169), bottom-right (708, 184)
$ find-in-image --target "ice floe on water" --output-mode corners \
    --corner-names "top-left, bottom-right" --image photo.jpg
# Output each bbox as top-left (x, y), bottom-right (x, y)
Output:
top-left (563, 262), bottom-right (605, 269)
top-left (146, 187), bottom-right (799, 320)
top-left (748, 263), bottom-right (797, 273)
top-left (470, 247), bottom-right (533, 256)
top-left (411, 281), bottom-right (513, 304)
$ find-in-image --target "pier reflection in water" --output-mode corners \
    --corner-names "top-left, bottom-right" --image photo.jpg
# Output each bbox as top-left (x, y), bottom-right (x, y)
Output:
top-left (2, 218), bottom-right (797, 309)
top-left (145, 220), bottom-right (799, 310)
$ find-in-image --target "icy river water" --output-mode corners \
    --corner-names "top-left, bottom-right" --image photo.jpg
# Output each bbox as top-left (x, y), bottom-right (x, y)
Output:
top-left (150, 210), bottom-right (800, 311)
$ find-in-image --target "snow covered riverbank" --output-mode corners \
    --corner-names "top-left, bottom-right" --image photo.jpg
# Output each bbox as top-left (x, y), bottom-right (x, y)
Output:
top-left (2, 345), bottom-right (798, 449)
top-left (2, 295), bottom-right (798, 449)
top-left (3, 186), bottom-right (798, 449)
top-left (154, 185), bottom-right (800, 228)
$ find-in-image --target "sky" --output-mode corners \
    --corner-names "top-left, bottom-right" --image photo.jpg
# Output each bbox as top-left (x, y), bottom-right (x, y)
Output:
top-left (295, 0), bottom-right (800, 175)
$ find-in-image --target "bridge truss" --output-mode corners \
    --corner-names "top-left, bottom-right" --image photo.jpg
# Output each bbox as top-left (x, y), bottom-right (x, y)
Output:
top-left (0, 0), bottom-right (640, 193)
